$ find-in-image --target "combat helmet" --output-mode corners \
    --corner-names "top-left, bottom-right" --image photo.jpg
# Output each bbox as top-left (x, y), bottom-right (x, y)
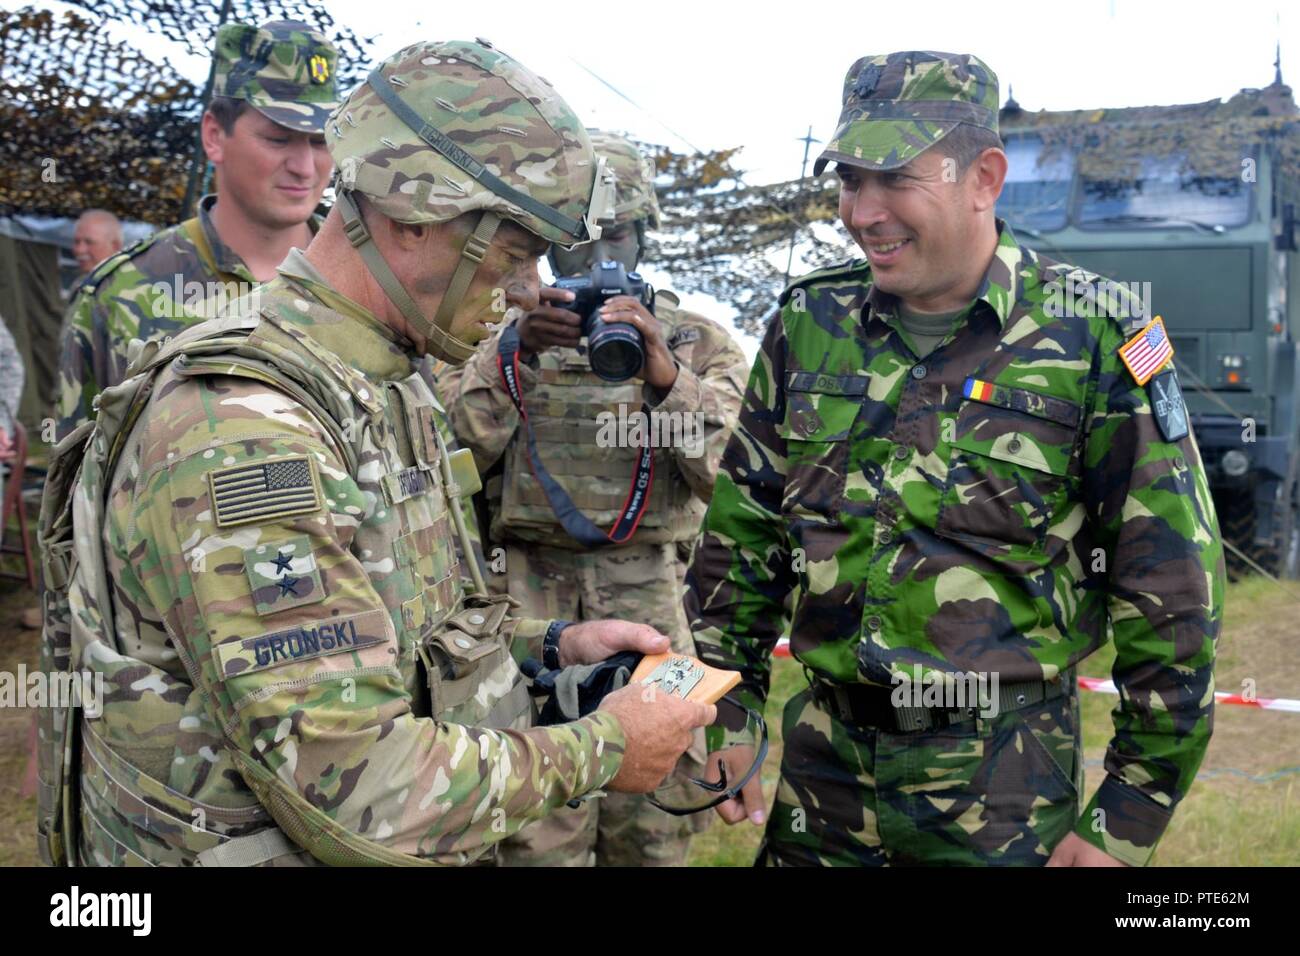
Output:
top-left (326, 39), bottom-right (615, 363)
top-left (586, 130), bottom-right (660, 228)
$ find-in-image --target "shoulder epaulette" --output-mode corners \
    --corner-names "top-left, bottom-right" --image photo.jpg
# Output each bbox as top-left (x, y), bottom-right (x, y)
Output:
top-left (1044, 263), bottom-right (1150, 337)
top-left (77, 231), bottom-right (159, 298)
top-left (777, 258), bottom-right (868, 307)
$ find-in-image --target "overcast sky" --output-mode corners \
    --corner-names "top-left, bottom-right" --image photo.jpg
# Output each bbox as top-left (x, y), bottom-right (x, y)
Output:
top-left (10, 0), bottom-right (1299, 351)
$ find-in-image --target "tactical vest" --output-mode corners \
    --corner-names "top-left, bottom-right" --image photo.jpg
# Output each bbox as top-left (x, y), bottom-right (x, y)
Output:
top-left (494, 293), bottom-right (707, 549)
top-left (37, 305), bottom-right (527, 868)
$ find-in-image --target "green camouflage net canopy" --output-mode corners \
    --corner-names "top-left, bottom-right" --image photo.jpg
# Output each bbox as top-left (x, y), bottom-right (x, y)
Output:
top-left (999, 82), bottom-right (1300, 186)
top-left (0, 2), bottom-right (371, 224)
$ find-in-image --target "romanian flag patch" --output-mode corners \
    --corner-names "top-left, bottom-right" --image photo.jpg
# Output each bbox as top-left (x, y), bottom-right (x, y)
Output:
top-left (963, 378), bottom-right (995, 402)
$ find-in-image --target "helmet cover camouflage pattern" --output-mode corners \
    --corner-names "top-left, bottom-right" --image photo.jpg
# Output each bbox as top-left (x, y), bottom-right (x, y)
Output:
top-left (212, 20), bottom-right (342, 133)
top-left (814, 51), bottom-right (1000, 175)
top-left (327, 39), bottom-right (613, 246)
top-left (587, 130), bottom-right (661, 228)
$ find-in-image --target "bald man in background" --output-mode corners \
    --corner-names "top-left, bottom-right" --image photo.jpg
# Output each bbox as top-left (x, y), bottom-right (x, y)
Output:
top-left (71, 209), bottom-right (124, 277)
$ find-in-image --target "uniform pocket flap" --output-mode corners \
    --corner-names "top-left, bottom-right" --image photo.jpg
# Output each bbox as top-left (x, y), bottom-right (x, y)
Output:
top-left (778, 376), bottom-right (866, 443)
top-left (952, 402), bottom-right (1076, 477)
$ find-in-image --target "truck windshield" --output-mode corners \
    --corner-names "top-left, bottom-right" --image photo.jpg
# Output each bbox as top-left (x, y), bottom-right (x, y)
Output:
top-left (997, 136), bottom-right (1073, 232)
top-left (1077, 154), bottom-right (1252, 229)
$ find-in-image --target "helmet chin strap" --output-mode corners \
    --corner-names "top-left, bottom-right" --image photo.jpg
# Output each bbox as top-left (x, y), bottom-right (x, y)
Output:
top-left (336, 190), bottom-right (500, 365)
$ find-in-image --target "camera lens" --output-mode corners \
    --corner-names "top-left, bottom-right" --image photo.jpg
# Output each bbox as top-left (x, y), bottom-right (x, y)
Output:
top-left (588, 318), bottom-right (644, 382)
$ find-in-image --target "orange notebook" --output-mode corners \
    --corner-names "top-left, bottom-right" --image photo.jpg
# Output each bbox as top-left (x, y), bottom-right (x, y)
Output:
top-left (630, 652), bottom-right (741, 705)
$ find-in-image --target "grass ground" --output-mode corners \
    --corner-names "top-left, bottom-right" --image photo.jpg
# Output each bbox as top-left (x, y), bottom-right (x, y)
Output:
top-left (0, 577), bottom-right (1294, 866)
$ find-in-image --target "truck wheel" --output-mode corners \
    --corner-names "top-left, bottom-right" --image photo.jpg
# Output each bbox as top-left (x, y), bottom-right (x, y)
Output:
top-left (1219, 492), bottom-right (1268, 579)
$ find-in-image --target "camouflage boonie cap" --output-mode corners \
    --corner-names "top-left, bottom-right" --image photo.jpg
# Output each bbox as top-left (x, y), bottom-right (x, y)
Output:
top-left (587, 130), bottom-right (661, 228)
top-left (327, 39), bottom-right (612, 246)
top-left (813, 51), bottom-right (1000, 175)
top-left (212, 20), bottom-right (341, 133)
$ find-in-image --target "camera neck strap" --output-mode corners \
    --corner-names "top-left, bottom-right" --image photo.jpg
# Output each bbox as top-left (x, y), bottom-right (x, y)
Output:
top-left (497, 322), bottom-right (654, 548)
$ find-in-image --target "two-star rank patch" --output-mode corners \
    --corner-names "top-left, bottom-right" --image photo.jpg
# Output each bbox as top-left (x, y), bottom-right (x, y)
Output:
top-left (1119, 315), bottom-right (1174, 386)
top-left (243, 534), bottom-right (326, 616)
top-left (1148, 367), bottom-right (1189, 443)
top-left (208, 455), bottom-right (323, 528)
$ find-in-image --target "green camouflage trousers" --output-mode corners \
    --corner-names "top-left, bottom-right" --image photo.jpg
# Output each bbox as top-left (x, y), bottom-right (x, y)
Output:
top-left (760, 684), bottom-right (1083, 866)
top-left (493, 540), bottom-right (708, 867)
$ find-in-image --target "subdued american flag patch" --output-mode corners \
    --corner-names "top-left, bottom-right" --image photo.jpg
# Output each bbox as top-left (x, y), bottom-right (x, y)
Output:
top-left (208, 455), bottom-right (322, 528)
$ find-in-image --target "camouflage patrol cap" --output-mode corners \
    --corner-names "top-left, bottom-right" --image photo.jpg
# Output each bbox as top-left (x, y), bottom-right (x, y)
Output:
top-left (813, 51), bottom-right (1000, 175)
top-left (327, 39), bottom-right (614, 246)
top-left (212, 20), bottom-right (341, 133)
top-left (587, 130), bottom-right (661, 228)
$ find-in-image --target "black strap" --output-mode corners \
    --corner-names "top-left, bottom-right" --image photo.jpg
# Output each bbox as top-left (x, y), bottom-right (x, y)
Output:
top-left (809, 675), bottom-right (1067, 732)
top-left (366, 69), bottom-right (588, 242)
top-left (497, 323), bottom-right (654, 548)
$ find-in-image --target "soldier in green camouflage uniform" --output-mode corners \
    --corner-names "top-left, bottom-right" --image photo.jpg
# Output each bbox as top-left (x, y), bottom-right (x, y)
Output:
top-left (687, 51), bottom-right (1223, 867)
top-left (55, 20), bottom-right (341, 442)
top-left (37, 39), bottom-right (713, 867)
top-left (440, 131), bottom-right (749, 865)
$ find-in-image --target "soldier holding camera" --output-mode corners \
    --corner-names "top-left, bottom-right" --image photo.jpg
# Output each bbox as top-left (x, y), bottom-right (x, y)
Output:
top-left (441, 131), bottom-right (749, 866)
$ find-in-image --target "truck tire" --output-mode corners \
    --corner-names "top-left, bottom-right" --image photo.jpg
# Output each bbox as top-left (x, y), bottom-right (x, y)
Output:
top-left (1218, 492), bottom-right (1270, 579)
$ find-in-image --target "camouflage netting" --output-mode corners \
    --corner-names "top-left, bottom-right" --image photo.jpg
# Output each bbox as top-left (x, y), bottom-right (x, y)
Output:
top-left (645, 144), bottom-right (854, 335)
top-left (1000, 82), bottom-right (1300, 185)
top-left (0, 2), bottom-right (371, 225)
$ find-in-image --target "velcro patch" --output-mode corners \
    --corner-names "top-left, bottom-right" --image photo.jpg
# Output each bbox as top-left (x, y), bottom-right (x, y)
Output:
top-left (381, 466), bottom-right (433, 505)
top-left (208, 455), bottom-right (323, 528)
top-left (786, 371), bottom-right (868, 396)
top-left (668, 327), bottom-right (701, 349)
top-left (960, 378), bottom-right (1081, 428)
top-left (244, 535), bottom-right (326, 616)
top-left (1119, 315), bottom-right (1174, 386)
top-left (215, 609), bottom-right (389, 680)
top-left (1148, 367), bottom-right (1189, 442)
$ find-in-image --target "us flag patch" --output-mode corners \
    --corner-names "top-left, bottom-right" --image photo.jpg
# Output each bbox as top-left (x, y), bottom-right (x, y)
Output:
top-left (1119, 315), bottom-right (1174, 386)
top-left (208, 455), bottom-right (323, 528)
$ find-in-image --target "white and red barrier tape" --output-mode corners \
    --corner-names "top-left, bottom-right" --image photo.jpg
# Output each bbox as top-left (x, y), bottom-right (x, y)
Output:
top-left (771, 639), bottom-right (1300, 713)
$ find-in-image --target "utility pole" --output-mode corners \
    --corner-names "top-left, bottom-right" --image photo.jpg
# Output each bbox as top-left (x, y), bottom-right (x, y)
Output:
top-left (783, 125), bottom-right (821, 286)
top-left (181, 0), bottom-right (234, 220)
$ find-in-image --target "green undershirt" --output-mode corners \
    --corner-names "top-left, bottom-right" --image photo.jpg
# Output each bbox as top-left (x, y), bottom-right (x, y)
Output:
top-left (895, 302), bottom-right (973, 359)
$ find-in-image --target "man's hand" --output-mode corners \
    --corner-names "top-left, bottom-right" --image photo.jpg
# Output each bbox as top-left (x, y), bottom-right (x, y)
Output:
top-left (703, 745), bottom-right (766, 825)
top-left (599, 684), bottom-right (716, 792)
top-left (1046, 832), bottom-right (1128, 867)
top-left (557, 618), bottom-right (670, 666)
top-left (598, 295), bottom-right (678, 392)
top-left (516, 287), bottom-right (582, 357)
top-left (0, 427), bottom-right (14, 462)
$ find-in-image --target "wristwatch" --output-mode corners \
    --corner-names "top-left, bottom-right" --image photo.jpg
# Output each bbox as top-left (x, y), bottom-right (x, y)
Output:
top-left (543, 619), bottom-right (572, 670)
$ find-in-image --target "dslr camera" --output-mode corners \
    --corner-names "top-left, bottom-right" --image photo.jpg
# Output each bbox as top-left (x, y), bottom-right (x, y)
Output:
top-left (553, 260), bottom-right (655, 382)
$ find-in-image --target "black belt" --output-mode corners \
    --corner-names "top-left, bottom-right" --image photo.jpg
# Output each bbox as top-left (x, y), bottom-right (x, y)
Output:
top-left (808, 672), bottom-right (1069, 733)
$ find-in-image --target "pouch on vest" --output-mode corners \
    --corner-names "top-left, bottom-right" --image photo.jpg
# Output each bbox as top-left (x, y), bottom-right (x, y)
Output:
top-left (420, 593), bottom-right (531, 730)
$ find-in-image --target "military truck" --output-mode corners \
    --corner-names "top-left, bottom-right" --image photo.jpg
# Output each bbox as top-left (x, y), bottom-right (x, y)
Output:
top-left (996, 77), bottom-right (1300, 577)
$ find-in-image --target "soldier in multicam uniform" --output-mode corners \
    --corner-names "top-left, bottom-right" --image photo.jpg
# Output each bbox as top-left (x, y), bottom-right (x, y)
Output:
top-left (686, 51), bottom-right (1223, 867)
top-left (439, 131), bottom-right (749, 865)
top-left (36, 39), bottom-right (713, 867)
top-left (54, 20), bottom-right (341, 442)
